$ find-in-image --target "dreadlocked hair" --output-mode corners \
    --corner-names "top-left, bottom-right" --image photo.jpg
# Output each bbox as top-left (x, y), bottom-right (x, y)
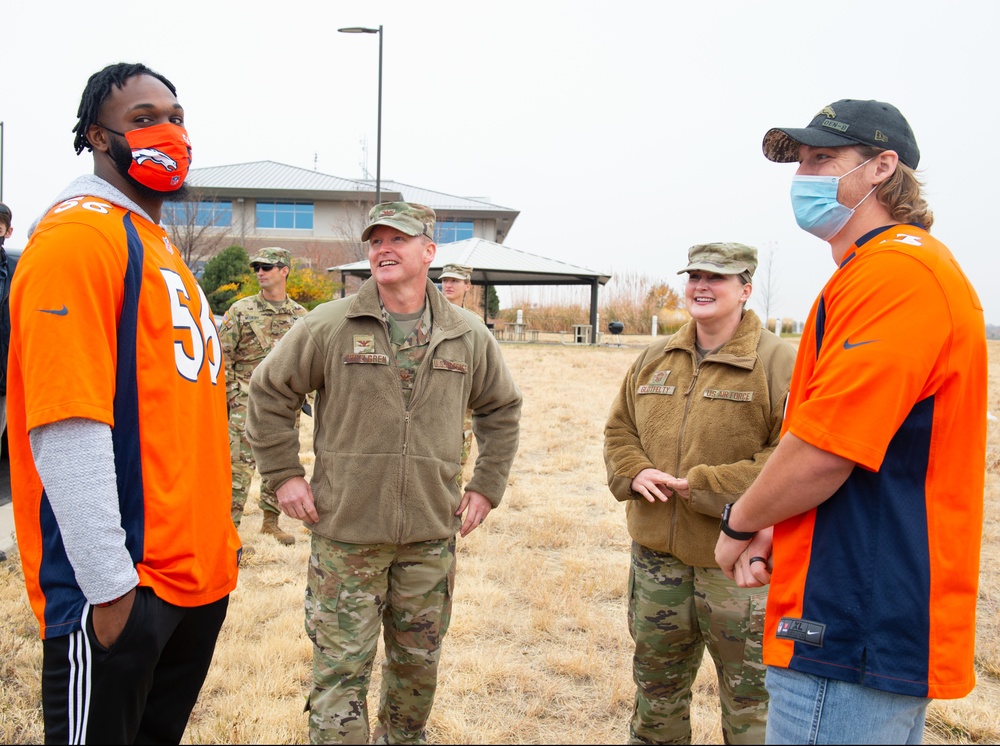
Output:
top-left (72, 62), bottom-right (177, 155)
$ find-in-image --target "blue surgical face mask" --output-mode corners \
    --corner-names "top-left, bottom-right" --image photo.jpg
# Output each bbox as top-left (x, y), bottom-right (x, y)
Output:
top-left (790, 158), bottom-right (876, 241)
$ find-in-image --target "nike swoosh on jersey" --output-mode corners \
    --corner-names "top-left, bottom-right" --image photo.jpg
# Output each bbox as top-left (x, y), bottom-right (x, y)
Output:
top-left (843, 337), bottom-right (878, 350)
top-left (38, 305), bottom-right (69, 316)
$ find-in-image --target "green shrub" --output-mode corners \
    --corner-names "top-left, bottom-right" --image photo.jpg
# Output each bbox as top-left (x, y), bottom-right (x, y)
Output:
top-left (200, 245), bottom-right (251, 314)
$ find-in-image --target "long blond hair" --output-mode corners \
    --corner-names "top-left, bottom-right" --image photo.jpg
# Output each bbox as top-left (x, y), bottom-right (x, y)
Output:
top-left (857, 145), bottom-right (934, 230)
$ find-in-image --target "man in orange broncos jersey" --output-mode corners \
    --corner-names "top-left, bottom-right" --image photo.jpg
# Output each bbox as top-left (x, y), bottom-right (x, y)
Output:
top-left (715, 100), bottom-right (987, 744)
top-left (9, 62), bottom-right (239, 744)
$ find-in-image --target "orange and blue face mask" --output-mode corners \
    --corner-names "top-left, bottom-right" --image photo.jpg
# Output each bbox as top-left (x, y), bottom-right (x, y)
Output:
top-left (101, 122), bottom-right (192, 192)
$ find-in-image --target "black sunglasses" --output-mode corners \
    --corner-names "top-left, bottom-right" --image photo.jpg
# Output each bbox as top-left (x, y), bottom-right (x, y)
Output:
top-left (252, 263), bottom-right (278, 272)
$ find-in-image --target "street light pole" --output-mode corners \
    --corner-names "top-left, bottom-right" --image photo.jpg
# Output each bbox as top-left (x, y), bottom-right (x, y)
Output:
top-left (375, 25), bottom-right (382, 204)
top-left (338, 25), bottom-right (383, 204)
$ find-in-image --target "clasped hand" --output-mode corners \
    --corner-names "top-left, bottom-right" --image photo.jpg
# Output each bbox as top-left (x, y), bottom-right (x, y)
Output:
top-left (631, 468), bottom-right (689, 502)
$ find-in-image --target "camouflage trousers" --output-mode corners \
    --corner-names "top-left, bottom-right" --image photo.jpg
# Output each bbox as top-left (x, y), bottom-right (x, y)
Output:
top-left (229, 395), bottom-right (282, 525)
top-left (628, 541), bottom-right (768, 745)
top-left (305, 534), bottom-right (456, 744)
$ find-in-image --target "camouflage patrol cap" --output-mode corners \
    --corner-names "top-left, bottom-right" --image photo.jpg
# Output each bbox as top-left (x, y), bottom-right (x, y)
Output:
top-left (438, 263), bottom-right (473, 281)
top-left (361, 202), bottom-right (436, 242)
top-left (250, 247), bottom-right (292, 267)
top-left (763, 99), bottom-right (920, 169)
top-left (677, 242), bottom-right (757, 277)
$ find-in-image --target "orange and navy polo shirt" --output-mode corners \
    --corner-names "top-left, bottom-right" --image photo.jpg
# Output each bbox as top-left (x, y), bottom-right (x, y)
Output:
top-left (765, 223), bottom-right (987, 699)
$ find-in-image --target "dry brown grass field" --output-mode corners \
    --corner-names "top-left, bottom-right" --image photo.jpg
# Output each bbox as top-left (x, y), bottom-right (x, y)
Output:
top-left (2, 336), bottom-right (999, 744)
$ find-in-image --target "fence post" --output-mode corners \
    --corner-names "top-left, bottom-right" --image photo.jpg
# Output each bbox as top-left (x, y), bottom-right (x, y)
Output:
top-left (652, 315), bottom-right (658, 337)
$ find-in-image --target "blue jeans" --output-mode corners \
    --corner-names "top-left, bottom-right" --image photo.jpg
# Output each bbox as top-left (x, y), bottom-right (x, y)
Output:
top-left (765, 666), bottom-right (930, 744)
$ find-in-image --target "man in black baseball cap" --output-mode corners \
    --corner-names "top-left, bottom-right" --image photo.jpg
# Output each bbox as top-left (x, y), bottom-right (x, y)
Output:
top-left (756, 98), bottom-right (930, 250)
top-left (716, 99), bottom-right (988, 744)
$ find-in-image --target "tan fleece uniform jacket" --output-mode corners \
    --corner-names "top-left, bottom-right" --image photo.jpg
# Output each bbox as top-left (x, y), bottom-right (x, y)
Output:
top-left (246, 277), bottom-right (522, 545)
top-left (604, 310), bottom-right (795, 567)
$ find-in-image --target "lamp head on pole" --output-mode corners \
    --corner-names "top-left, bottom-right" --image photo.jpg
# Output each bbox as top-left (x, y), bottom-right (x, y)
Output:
top-left (338, 24), bottom-right (383, 204)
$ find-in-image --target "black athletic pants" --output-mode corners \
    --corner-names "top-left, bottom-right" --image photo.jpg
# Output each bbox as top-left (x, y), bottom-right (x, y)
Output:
top-left (40, 586), bottom-right (230, 745)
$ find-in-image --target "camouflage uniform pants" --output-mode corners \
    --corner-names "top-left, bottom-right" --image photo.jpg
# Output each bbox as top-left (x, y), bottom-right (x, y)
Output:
top-left (305, 534), bottom-right (456, 744)
top-left (628, 541), bottom-right (768, 745)
top-left (229, 393), bottom-right (282, 525)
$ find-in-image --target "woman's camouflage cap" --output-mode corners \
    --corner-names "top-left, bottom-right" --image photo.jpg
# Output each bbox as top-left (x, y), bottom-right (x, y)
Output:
top-left (676, 242), bottom-right (757, 277)
top-left (438, 264), bottom-right (473, 281)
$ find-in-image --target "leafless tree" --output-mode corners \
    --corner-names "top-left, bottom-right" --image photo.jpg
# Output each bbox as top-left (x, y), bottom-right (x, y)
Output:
top-left (331, 196), bottom-right (376, 262)
top-left (753, 241), bottom-right (780, 329)
top-left (164, 189), bottom-right (242, 269)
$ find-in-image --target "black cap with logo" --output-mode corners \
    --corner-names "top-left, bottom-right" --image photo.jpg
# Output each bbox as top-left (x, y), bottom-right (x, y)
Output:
top-left (762, 99), bottom-right (920, 169)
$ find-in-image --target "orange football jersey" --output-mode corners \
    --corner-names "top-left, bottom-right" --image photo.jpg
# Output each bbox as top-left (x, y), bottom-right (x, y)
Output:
top-left (9, 195), bottom-right (239, 639)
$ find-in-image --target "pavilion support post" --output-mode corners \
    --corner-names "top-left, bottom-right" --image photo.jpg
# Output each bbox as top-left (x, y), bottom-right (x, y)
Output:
top-left (589, 281), bottom-right (599, 345)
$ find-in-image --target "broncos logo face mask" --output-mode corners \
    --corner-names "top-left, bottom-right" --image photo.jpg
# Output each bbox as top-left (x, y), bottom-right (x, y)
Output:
top-left (101, 122), bottom-right (192, 192)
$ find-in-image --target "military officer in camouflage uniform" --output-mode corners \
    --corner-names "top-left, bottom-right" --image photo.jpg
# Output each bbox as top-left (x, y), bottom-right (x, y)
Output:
top-left (604, 243), bottom-right (796, 744)
top-left (438, 262), bottom-right (473, 309)
top-left (438, 263), bottom-right (475, 483)
top-left (220, 246), bottom-right (308, 546)
top-left (246, 203), bottom-right (522, 744)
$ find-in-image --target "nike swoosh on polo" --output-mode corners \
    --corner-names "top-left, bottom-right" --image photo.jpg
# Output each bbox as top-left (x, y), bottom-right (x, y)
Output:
top-left (843, 337), bottom-right (878, 350)
top-left (38, 305), bottom-right (69, 316)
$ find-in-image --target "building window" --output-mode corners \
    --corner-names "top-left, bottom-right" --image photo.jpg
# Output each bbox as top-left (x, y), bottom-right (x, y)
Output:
top-left (161, 200), bottom-right (232, 227)
top-left (256, 201), bottom-right (314, 230)
top-left (435, 220), bottom-right (473, 244)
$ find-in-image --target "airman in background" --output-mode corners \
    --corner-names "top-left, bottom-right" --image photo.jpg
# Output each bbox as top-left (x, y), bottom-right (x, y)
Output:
top-left (439, 262), bottom-right (473, 308)
top-left (438, 263), bottom-right (475, 482)
top-left (220, 246), bottom-right (308, 545)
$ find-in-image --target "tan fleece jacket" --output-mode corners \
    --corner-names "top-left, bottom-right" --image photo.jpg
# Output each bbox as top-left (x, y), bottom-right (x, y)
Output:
top-left (604, 310), bottom-right (795, 566)
top-left (246, 277), bottom-right (522, 545)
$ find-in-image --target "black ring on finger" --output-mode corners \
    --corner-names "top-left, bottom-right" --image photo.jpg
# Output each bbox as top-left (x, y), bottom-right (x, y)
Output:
top-left (748, 556), bottom-right (767, 565)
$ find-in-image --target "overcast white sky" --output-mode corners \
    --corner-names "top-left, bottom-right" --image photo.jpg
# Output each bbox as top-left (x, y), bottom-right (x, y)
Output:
top-left (3, 0), bottom-right (997, 324)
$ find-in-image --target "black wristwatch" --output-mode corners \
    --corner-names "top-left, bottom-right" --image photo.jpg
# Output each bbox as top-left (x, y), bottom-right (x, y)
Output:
top-left (720, 502), bottom-right (756, 541)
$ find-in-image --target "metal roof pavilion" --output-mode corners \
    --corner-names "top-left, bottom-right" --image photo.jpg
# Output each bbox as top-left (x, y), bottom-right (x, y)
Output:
top-left (329, 237), bottom-right (611, 336)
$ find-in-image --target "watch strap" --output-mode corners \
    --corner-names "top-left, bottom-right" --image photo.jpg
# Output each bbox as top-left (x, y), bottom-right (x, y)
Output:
top-left (720, 502), bottom-right (756, 541)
